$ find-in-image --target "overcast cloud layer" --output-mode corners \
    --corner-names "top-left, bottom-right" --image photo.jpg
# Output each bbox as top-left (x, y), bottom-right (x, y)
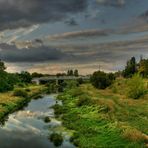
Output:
top-left (0, 0), bottom-right (87, 30)
top-left (0, 0), bottom-right (148, 74)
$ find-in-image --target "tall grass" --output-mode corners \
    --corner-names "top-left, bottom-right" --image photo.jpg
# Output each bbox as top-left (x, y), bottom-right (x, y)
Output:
top-left (127, 74), bottom-right (147, 99)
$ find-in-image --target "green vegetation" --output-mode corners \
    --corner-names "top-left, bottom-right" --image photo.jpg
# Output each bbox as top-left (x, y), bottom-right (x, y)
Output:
top-left (56, 81), bottom-right (148, 147)
top-left (122, 56), bottom-right (148, 78)
top-left (76, 95), bottom-right (92, 107)
top-left (0, 60), bottom-right (19, 92)
top-left (0, 60), bottom-right (33, 93)
top-left (139, 58), bottom-right (148, 78)
top-left (0, 85), bottom-right (45, 123)
top-left (0, 58), bottom-right (148, 147)
top-left (91, 71), bottom-right (115, 89)
top-left (127, 74), bottom-right (147, 99)
top-left (123, 57), bottom-right (137, 78)
top-left (44, 116), bottom-right (51, 123)
top-left (13, 89), bottom-right (28, 98)
top-left (52, 104), bottom-right (64, 118)
top-left (49, 133), bottom-right (63, 147)
top-left (67, 69), bottom-right (79, 76)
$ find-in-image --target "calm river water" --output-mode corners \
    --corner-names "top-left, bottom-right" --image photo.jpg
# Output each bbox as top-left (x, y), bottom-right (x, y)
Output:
top-left (0, 95), bottom-right (74, 148)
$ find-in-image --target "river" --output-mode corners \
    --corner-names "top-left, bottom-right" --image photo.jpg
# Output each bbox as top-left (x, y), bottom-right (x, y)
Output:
top-left (0, 95), bottom-right (75, 148)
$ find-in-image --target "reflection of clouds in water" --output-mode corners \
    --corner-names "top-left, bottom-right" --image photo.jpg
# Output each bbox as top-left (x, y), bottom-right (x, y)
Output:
top-left (3, 116), bottom-right (41, 135)
top-left (15, 110), bottom-right (54, 118)
top-left (0, 96), bottom-right (72, 148)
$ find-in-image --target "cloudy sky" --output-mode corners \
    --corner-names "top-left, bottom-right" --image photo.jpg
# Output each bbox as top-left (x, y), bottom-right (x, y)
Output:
top-left (0, 0), bottom-right (148, 74)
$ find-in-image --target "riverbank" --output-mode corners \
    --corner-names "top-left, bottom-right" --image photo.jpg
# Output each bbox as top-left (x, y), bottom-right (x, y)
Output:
top-left (56, 83), bottom-right (148, 147)
top-left (0, 85), bottom-right (45, 123)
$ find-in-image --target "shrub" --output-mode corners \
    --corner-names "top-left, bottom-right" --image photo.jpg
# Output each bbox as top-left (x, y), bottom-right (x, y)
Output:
top-left (66, 80), bottom-right (79, 89)
top-left (76, 95), bottom-right (92, 107)
top-left (70, 132), bottom-right (80, 147)
top-left (0, 73), bottom-right (14, 92)
top-left (77, 78), bottom-right (84, 85)
top-left (70, 88), bottom-right (83, 97)
top-left (46, 83), bottom-right (57, 93)
top-left (52, 104), bottom-right (64, 117)
top-left (127, 74), bottom-right (147, 99)
top-left (25, 88), bottom-right (31, 92)
top-left (13, 89), bottom-right (28, 98)
top-left (49, 133), bottom-right (63, 147)
top-left (91, 71), bottom-right (115, 89)
top-left (111, 86), bottom-right (117, 93)
top-left (44, 116), bottom-right (51, 123)
top-left (17, 83), bottom-right (25, 87)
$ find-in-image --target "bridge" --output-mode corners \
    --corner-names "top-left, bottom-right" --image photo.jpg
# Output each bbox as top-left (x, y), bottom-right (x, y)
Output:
top-left (32, 76), bottom-right (90, 85)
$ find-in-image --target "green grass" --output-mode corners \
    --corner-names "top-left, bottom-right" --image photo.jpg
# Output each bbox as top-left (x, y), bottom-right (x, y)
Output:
top-left (57, 81), bottom-right (148, 148)
top-left (0, 84), bottom-right (45, 122)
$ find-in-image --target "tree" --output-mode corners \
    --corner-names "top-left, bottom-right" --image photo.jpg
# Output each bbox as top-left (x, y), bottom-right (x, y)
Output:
top-left (67, 69), bottom-right (74, 76)
top-left (74, 69), bottom-right (79, 77)
top-left (0, 72), bottom-right (16, 92)
top-left (19, 71), bottom-right (32, 83)
top-left (0, 59), bottom-right (6, 72)
top-left (138, 59), bottom-right (148, 78)
top-left (32, 72), bottom-right (43, 78)
top-left (123, 57), bottom-right (137, 78)
top-left (91, 71), bottom-right (115, 89)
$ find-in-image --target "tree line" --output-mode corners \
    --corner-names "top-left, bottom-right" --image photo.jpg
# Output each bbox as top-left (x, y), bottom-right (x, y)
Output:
top-left (122, 56), bottom-right (148, 78)
top-left (91, 56), bottom-right (148, 90)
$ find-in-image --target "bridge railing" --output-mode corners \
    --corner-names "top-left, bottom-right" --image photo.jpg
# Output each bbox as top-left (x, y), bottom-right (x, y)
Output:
top-left (32, 76), bottom-right (90, 82)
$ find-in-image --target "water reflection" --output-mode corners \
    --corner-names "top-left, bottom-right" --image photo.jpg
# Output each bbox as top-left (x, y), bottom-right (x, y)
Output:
top-left (0, 95), bottom-right (74, 148)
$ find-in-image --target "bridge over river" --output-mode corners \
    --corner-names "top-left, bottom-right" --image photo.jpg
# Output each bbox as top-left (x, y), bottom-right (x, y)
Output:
top-left (32, 76), bottom-right (90, 85)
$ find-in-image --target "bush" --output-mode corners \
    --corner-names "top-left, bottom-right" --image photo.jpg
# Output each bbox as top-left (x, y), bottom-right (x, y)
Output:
top-left (52, 104), bottom-right (64, 117)
top-left (77, 78), bottom-right (84, 85)
top-left (91, 71), bottom-right (115, 89)
top-left (25, 88), bottom-right (31, 92)
top-left (70, 88), bottom-right (83, 97)
top-left (66, 80), bottom-right (79, 89)
top-left (0, 72), bottom-right (14, 92)
top-left (49, 133), bottom-right (63, 147)
top-left (127, 74), bottom-right (147, 99)
top-left (44, 116), bottom-right (51, 123)
top-left (13, 89), bottom-right (28, 98)
top-left (76, 95), bottom-right (92, 107)
top-left (46, 83), bottom-right (57, 93)
top-left (70, 132), bottom-right (80, 147)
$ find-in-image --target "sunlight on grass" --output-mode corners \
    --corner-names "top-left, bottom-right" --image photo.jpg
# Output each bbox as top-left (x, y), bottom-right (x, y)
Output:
top-left (57, 80), bottom-right (148, 147)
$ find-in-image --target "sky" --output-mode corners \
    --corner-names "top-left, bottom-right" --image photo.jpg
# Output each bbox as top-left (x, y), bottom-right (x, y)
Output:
top-left (0, 0), bottom-right (148, 74)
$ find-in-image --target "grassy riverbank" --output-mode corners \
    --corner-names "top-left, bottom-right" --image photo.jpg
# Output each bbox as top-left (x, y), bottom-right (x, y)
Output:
top-left (57, 80), bottom-right (148, 147)
top-left (0, 85), bottom-right (45, 123)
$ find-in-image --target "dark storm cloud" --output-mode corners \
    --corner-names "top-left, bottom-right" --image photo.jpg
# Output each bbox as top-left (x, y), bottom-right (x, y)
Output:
top-left (0, 43), bottom-right (69, 62)
top-left (96, 0), bottom-right (125, 7)
top-left (0, 0), bottom-right (87, 30)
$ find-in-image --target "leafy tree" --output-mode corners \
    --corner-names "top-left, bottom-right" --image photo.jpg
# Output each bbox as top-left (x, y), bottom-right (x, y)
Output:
top-left (32, 72), bottom-right (43, 78)
top-left (0, 72), bottom-right (16, 92)
top-left (67, 69), bottom-right (74, 76)
top-left (123, 57), bottom-right (137, 78)
top-left (0, 59), bottom-right (6, 72)
top-left (56, 73), bottom-right (66, 77)
top-left (74, 69), bottom-right (79, 77)
top-left (0, 60), bottom-right (15, 92)
top-left (91, 71), bottom-right (115, 89)
top-left (19, 71), bottom-right (32, 83)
